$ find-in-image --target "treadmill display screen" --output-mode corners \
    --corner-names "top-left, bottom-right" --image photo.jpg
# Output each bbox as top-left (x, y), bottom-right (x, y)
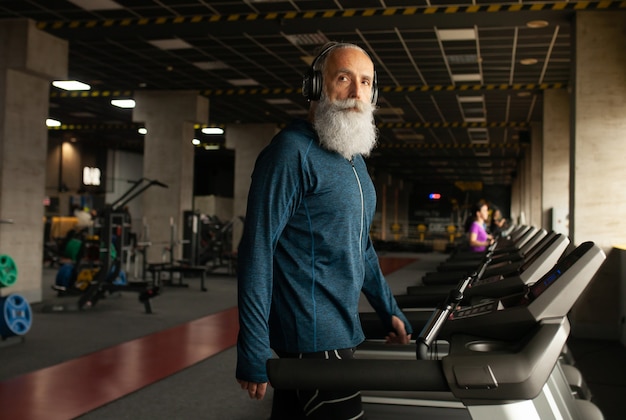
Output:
top-left (527, 241), bottom-right (593, 300)
top-left (519, 233), bottom-right (559, 272)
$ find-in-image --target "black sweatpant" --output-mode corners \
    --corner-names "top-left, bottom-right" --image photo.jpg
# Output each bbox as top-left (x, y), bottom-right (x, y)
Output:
top-left (270, 348), bottom-right (365, 420)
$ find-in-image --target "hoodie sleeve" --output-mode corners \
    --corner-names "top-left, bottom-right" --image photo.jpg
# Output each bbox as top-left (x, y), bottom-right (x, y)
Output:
top-left (360, 237), bottom-right (414, 336)
top-left (235, 131), bottom-right (311, 383)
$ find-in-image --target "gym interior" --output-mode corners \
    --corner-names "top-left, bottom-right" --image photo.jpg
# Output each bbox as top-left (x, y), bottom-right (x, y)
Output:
top-left (1, 2), bottom-right (626, 420)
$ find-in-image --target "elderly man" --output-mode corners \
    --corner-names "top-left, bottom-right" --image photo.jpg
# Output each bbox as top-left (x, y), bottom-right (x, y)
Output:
top-left (236, 42), bottom-right (412, 420)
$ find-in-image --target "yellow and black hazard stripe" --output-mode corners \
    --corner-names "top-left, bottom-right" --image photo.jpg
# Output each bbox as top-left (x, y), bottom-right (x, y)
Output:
top-left (377, 121), bottom-right (529, 129)
top-left (379, 83), bottom-right (565, 94)
top-left (36, 1), bottom-right (626, 31)
top-left (50, 83), bottom-right (562, 100)
top-left (198, 87), bottom-right (299, 97)
top-left (47, 123), bottom-right (141, 131)
top-left (49, 121), bottom-right (529, 131)
top-left (50, 90), bottom-right (134, 99)
top-left (377, 142), bottom-right (527, 150)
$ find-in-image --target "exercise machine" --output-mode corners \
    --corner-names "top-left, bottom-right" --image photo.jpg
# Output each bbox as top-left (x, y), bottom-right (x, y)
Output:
top-left (44, 178), bottom-right (167, 313)
top-left (268, 241), bottom-right (606, 419)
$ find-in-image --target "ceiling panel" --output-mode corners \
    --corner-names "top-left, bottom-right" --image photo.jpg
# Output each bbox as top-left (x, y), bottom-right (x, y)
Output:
top-left (2, 1), bottom-right (622, 187)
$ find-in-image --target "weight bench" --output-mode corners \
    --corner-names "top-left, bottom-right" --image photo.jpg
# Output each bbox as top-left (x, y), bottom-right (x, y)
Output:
top-left (147, 263), bottom-right (207, 291)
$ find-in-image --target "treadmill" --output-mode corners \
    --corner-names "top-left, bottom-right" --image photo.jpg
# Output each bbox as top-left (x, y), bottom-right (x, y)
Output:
top-left (437, 228), bottom-right (547, 272)
top-left (422, 228), bottom-right (549, 286)
top-left (268, 241), bottom-right (606, 419)
top-left (436, 228), bottom-right (546, 271)
top-left (393, 232), bottom-right (570, 309)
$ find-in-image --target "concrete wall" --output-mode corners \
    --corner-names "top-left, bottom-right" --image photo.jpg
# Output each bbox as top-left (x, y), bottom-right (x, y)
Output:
top-left (571, 11), bottom-right (626, 249)
top-left (542, 89), bottom-right (570, 236)
top-left (226, 124), bottom-right (277, 252)
top-left (569, 11), bottom-right (626, 340)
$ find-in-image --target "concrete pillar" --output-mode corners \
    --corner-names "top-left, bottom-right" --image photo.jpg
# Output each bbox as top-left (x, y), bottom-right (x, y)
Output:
top-left (569, 11), bottom-right (626, 340)
top-left (371, 171), bottom-right (413, 245)
top-left (528, 123), bottom-right (543, 227)
top-left (225, 124), bottom-right (276, 251)
top-left (375, 173), bottom-right (395, 242)
top-left (510, 171), bottom-right (521, 225)
top-left (571, 11), bottom-right (626, 248)
top-left (542, 89), bottom-right (570, 236)
top-left (0, 19), bottom-right (67, 302)
top-left (133, 91), bottom-right (208, 262)
top-left (516, 146), bottom-right (531, 226)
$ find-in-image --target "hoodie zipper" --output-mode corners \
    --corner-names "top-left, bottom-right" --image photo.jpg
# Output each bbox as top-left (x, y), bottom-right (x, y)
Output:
top-left (350, 158), bottom-right (364, 255)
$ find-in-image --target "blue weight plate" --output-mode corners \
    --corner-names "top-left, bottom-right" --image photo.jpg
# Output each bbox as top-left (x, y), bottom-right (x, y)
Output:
top-left (0, 294), bottom-right (32, 336)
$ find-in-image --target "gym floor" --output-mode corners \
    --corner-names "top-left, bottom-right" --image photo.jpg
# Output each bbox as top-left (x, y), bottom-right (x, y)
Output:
top-left (0, 253), bottom-right (624, 419)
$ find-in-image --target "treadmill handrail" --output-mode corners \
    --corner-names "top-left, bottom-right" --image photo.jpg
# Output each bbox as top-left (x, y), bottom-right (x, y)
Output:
top-left (267, 358), bottom-right (449, 392)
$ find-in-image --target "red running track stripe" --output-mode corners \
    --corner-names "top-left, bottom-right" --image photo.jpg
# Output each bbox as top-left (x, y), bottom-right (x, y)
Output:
top-left (0, 307), bottom-right (239, 420)
top-left (379, 256), bottom-right (418, 275)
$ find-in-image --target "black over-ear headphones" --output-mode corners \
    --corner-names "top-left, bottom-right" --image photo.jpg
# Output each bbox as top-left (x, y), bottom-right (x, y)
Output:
top-left (302, 42), bottom-right (378, 105)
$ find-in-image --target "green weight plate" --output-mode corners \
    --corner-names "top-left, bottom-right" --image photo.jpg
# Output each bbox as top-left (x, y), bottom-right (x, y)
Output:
top-left (0, 254), bottom-right (18, 287)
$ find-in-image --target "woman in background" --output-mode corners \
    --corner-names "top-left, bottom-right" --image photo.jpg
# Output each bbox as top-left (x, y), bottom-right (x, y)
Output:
top-left (465, 201), bottom-right (494, 252)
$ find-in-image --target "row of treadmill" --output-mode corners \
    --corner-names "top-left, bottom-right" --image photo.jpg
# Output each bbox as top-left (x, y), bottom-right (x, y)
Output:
top-left (268, 225), bottom-right (608, 419)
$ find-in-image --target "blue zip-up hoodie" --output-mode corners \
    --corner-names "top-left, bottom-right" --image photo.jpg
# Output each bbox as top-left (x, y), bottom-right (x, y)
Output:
top-left (236, 119), bottom-right (412, 383)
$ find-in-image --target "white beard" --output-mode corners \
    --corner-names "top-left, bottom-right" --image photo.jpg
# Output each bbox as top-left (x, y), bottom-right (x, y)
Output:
top-left (313, 97), bottom-right (378, 160)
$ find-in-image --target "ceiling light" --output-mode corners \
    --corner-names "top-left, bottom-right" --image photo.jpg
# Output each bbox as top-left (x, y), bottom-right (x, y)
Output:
top-left (447, 54), bottom-right (478, 64)
top-left (468, 128), bottom-right (489, 143)
top-left (520, 58), bottom-right (538, 65)
top-left (227, 79), bottom-right (260, 86)
top-left (149, 39), bottom-right (193, 50)
top-left (284, 33), bottom-right (329, 46)
top-left (457, 95), bottom-right (484, 103)
top-left (201, 127), bottom-right (224, 135)
top-left (52, 80), bottom-right (91, 91)
top-left (67, 0), bottom-right (122, 11)
top-left (111, 99), bottom-right (136, 108)
top-left (437, 28), bottom-right (476, 41)
top-left (194, 61), bottom-right (230, 70)
top-left (138, 127), bottom-right (147, 135)
top-left (265, 98), bottom-right (294, 105)
top-left (526, 20), bottom-right (549, 29)
top-left (46, 119), bottom-right (61, 127)
top-left (452, 74), bottom-right (482, 82)
top-left (395, 134), bottom-right (425, 142)
top-left (374, 107), bottom-right (405, 116)
top-left (192, 138), bottom-right (201, 145)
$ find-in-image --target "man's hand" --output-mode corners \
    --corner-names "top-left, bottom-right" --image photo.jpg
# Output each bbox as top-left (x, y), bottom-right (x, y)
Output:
top-left (237, 379), bottom-right (268, 400)
top-left (385, 315), bottom-right (411, 344)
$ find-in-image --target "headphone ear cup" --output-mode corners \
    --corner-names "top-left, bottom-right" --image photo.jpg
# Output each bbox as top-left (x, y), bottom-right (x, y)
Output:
top-left (303, 69), bottom-right (323, 101)
top-left (302, 68), bottom-right (314, 101)
top-left (371, 71), bottom-right (378, 105)
top-left (310, 70), bottom-right (322, 101)
top-left (371, 86), bottom-right (378, 105)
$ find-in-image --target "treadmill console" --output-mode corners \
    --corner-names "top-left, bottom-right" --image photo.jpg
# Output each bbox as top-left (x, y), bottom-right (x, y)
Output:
top-left (448, 242), bottom-right (601, 329)
top-left (453, 300), bottom-right (500, 319)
